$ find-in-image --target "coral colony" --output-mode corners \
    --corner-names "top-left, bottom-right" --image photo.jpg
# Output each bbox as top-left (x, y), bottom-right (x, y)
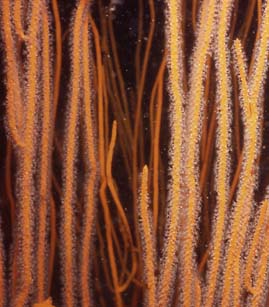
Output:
top-left (0, 0), bottom-right (269, 306)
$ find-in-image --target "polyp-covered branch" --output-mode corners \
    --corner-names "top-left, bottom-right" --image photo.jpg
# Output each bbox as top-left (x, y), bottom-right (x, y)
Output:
top-left (221, 2), bottom-right (269, 304)
top-left (157, 0), bottom-right (184, 306)
top-left (60, 0), bottom-right (89, 306)
top-left (203, 0), bottom-right (233, 305)
top-left (182, 0), bottom-right (217, 305)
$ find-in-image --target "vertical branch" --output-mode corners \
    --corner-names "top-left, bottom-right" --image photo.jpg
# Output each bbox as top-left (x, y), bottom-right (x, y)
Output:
top-left (80, 12), bottom-right (98, 307)
top-left (157, 0), bottom-right (184, 306)
top-left (138, 165), bottom-right (156, 307)
top-left (61, 1), bottom-right (89, 306)
top-left (48, 0), bottom-right (61, 294)
top-left (14, 0), bottom-right (42, 305)
top-left (152, 53), bottom-right (166, 234)
top-left (36, 4), bottom-right (53, 303)
top-left (221, 2), bottom-right (269, 303)
top-left (203, 0), bottom-right (233, 305)
top-left (182, 0), bottom-right (217, 305)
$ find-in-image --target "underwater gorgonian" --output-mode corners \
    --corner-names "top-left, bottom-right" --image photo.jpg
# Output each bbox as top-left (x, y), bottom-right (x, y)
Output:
top-left (0, 0), bottom-right (269, 306)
